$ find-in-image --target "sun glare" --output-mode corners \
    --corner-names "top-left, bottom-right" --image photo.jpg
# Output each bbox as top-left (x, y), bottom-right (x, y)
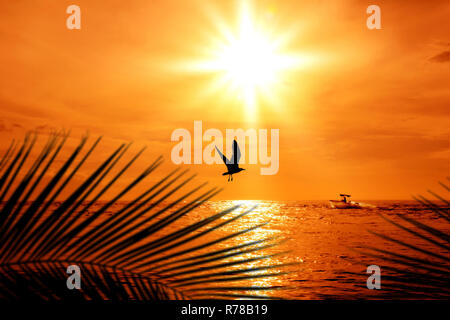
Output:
top-left (215, 8), bottom-right (286, 112)
top-left (186, 2), bottom-right (308, 120)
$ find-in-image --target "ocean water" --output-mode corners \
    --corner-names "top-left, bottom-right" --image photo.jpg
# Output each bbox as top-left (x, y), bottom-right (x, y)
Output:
top-left (3, 199), bottom-right (449, 299)
top-left (188, 200), bottom-right (449, 299)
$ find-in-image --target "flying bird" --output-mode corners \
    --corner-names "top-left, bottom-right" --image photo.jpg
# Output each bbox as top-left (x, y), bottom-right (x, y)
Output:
top-left (215, 140), bottom-right (245, 182)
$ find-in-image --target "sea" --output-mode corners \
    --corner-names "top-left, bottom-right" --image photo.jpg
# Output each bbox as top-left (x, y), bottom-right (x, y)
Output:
top-left (3, 199), bottom-right (449, 299)
top-left (183, 200), bottom-right (449, 299)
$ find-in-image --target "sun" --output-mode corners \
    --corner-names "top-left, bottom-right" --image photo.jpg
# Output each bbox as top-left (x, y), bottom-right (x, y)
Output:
top-left (185, 2), bottom-right (308, 120)
top-left (213, 7), bottom-right (287, 112)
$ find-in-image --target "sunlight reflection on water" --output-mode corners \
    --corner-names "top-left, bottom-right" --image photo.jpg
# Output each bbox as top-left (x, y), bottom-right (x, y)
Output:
top-left (195, 200), bottom-right (449, 299)
top-left (23, 199), bottom-right (449, 299)
top-left (204, 200), bottom-right (286, 298)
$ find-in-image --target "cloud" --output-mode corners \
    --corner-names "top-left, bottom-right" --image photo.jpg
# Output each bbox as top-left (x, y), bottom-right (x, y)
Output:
top-left (0, 120), bottom-right (22, 132)
top-left (430, 51), bottom-right (450, 63)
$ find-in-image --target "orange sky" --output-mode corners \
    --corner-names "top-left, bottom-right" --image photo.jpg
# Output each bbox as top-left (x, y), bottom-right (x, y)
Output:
top-left (0, 0), bottom-right (449, 200)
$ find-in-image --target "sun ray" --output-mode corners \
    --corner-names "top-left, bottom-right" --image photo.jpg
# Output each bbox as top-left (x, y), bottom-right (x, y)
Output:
top-left (177, 1), bottom-right (316, 121)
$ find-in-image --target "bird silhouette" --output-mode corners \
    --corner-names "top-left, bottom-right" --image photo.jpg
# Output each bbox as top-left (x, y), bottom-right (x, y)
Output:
top-left (215, 139), bottom-right (245, 182)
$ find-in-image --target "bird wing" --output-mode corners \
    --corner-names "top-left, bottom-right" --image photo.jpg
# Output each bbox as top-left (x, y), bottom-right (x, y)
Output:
top-left (215, 146), bottom-right (230, 165)
top-left (232, 139), bottom-right (241, 165)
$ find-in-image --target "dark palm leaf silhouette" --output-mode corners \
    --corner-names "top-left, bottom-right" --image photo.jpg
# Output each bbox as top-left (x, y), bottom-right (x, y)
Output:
top-left (0, 132), bottom-right (289, 300)
top-left (352, 179), bottom-right (450, 299)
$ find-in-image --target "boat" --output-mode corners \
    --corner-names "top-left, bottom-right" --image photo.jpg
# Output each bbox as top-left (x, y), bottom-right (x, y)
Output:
top-left (329, 194), bottom-right (375, 209)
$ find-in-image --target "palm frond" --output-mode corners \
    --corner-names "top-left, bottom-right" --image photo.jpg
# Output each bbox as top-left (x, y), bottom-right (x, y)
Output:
top-left (355, 180), bottom-right (450, 298)
top-left (0, 132), bottom-right (288, 300)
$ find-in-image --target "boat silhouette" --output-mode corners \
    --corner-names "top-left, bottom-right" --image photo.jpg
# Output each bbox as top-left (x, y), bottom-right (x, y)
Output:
top-left (329, 194), bottom-right (375, 209)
